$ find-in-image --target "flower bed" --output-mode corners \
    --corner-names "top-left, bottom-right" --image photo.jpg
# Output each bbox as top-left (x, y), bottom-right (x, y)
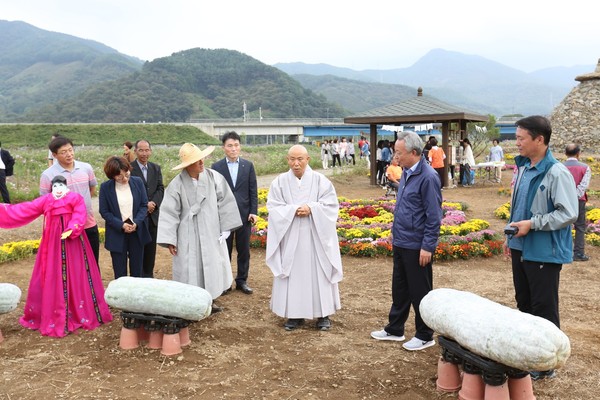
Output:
top-left (0, 229), bottom-right (106, 264)
top-left (252, 195), bottom-right (504, 260)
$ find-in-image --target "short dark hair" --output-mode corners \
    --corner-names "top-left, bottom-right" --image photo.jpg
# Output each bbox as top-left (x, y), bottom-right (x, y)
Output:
top-left (221, 131), bottom-right (241, 144)
top-left (49, 136), bottom-right (74, 153)
top-left (565, 143), bottom-right (581, 157)
top-left (103, 156), bottom-right (132, 179)
top-left (123, 141), bottom-right (134, 149)
top-left (515, 115), bottom-right (552, 145)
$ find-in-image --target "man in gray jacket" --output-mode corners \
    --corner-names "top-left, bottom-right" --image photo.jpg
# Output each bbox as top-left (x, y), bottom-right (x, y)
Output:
top-left (504, 115), bottom-right (578, 381)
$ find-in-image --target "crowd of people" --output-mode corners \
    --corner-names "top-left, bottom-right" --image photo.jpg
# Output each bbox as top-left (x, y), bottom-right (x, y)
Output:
top-left (0, 119), bottom-right (591, 382)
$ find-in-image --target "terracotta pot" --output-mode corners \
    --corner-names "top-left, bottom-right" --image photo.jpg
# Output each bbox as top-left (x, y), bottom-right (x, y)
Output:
top-left (436, 357), bottom-right (462, 392)
top-left (458, 372), bottom-right (485, 400)
top-left (161, 333), bottom-right (182, 356)
top-left (137, 326), bottom-right (149, 344)
top-left (118, 327), bottom-right (139, 350)
top-left (179, 327), bottom-right (191, 347)
top-left (508, 375), bottom-right (536, 400)
top-left (148, 331), bottom-right (163, 349)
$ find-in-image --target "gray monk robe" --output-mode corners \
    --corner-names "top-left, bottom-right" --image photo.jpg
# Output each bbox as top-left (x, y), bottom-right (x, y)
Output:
top-left (266, 166), bottom-right (343, 319)
top-left (157, 169), bottom-right (242, 299)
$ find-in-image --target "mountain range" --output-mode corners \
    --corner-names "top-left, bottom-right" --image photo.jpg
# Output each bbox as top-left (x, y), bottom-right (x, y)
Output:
top-left (274, 51), bottom-right (594, 116)
top-left (0, 20), bottom-right (594, 122)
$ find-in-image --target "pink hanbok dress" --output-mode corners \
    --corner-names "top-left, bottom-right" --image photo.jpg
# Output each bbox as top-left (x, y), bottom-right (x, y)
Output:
top-left (0, 192), bottom-right (113, 337)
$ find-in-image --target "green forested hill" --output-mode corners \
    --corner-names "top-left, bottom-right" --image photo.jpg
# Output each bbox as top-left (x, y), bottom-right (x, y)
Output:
top-left (26, 48), bottom-right (347, 123)
top-left (0, 20), bottom-right (143, 120)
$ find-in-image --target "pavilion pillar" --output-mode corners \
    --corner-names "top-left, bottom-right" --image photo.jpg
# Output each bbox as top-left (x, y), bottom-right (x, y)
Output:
top-left (370, 124), bottom-right (378, 185)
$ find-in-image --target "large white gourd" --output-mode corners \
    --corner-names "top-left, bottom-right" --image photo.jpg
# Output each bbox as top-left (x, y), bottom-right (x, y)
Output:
top-left (420, 288), bottom-right (570, 371)
top-left (0, 283), bottom-right (21, 314)
top-left (105, 277), bottom-right (212, 321)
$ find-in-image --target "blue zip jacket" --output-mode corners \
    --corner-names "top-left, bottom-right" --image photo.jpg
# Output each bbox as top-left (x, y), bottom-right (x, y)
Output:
top-left (510, 149), bottom-right (578, 264)
top-left (392, 159), bottom-right (442, 252)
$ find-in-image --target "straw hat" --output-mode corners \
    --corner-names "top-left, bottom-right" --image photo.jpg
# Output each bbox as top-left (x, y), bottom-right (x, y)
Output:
top-left (172, 143), bottom-right (215, 170)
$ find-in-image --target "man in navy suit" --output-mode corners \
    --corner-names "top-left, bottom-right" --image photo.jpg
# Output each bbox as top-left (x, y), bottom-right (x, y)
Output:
top-left (0, 142), bottom-right (15, 203)
top-left (131, 139), bottom-right (164, 278)
top-left (212, 131), bottom-right (258, 294)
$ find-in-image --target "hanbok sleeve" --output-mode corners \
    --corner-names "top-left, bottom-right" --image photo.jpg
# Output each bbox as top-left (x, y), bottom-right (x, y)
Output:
top-left (0, 195), bottom-right (46, 229)
top-left (157, 178), bottom-right (183, 248)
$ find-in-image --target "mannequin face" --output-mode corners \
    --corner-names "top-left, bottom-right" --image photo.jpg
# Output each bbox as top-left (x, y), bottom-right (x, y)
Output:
top-left (52, 181), bottom-right (69, 199)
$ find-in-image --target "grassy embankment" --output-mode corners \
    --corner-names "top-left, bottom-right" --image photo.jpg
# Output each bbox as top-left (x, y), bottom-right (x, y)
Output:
top-left (0, 124), bottom-right (366, 201)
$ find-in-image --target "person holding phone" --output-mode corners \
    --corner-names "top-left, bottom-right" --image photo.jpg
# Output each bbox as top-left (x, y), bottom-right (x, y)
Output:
top-left (99, 156), bottom-right (151, 279)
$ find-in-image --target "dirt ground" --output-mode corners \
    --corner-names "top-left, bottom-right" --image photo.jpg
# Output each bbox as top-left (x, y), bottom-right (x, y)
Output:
top-left (1, 171), bottom-right (599, 400)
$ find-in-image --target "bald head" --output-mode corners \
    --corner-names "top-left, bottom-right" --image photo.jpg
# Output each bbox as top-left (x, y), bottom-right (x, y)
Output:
top-left (287, 145), bottom-right (310, 178)
top-left (565, 143), bottom-right (580, 158)
top-left (288, 144), bottom-right (308, 157)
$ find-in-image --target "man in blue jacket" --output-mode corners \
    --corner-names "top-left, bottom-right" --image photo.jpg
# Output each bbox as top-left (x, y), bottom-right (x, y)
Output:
top-left (505, 115), bottom-right (578, 380)
top-left (371, 131), bottom-right (442, 351)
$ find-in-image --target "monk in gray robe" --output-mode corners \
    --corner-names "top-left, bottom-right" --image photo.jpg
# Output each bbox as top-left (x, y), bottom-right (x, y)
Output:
top-left (266, 145), bottom-right (343, 331)
top-left (157, 143), bottom-right (242, 303)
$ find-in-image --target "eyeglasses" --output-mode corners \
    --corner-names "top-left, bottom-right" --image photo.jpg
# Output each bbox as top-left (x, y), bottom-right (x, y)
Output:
top-left (56, 147), bottom-right (74, 156)
top-left (115, 171), bottom-right (131, 182)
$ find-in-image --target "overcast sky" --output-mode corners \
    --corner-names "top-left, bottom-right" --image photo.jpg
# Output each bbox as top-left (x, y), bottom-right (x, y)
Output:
top-left (3, 0), bottom-right (598, 72)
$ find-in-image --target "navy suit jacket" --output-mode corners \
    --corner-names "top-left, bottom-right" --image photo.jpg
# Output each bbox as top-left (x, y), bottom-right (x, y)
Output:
top-left (131, 159), bottom-right (164, 226)
top-left (211, 157), bottom-right (258, 221)
top-left (99, 175), bottom-right (151, 252)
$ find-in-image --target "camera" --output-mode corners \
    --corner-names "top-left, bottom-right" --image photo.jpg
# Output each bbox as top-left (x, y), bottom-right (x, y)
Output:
top-left (504, 225), bottom-right (519, 238)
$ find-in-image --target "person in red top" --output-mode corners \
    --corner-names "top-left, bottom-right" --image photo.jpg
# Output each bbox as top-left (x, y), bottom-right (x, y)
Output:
top-left (358, 136), bottom-right (366, 159)
top-left (427, 138), bottom-right (446, 187)
top-left (563, 143), bottom-right (591, 261)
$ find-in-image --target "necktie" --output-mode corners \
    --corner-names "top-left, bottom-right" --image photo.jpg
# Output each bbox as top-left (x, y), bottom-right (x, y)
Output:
top-left (142, 165), bottom-right (148, 181)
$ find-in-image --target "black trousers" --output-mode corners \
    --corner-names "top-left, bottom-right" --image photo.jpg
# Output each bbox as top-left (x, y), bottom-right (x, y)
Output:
top-left (142, 218), bottom-right (158, 278)
top-left (573, 200), bottom-right (586, 256)
top-left (110, 233), bottom-right (145, 279)
top-left (0, 169), bottom-right (10, 203)
top-left (226, 221), bottom-right (252, 285)
top-left (385, 246), bottom-right (434, 341)
top-left (85, 225), bottom-right (100, 268)
top-left (511, 249), bottom-right (562, 328)
top-left (331, 154), bottom-right (341, 167)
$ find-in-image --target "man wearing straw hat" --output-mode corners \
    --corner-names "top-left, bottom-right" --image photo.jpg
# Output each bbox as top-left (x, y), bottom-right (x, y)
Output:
top-left (157, 143), bottom-right (242, 312)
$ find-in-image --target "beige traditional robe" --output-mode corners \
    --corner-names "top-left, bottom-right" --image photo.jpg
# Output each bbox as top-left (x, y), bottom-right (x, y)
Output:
top-left (266, 166), bottom-right (343, 319)
top-left (157, 168), bottom-right (242, 299)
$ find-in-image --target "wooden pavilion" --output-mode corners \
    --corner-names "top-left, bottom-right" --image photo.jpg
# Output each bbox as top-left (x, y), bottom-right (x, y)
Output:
top-left (344, 87), bottom-right (489, 187)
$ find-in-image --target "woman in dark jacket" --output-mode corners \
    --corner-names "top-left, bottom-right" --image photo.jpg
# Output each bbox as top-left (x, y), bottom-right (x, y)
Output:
top-left (99, 156), bottom-right (151, 279)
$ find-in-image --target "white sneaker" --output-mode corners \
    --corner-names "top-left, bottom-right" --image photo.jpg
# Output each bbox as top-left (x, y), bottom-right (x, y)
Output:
top-left (370, 329), bottom-right (405, 341)
top-left (402, 337), bottom-right (436, 351)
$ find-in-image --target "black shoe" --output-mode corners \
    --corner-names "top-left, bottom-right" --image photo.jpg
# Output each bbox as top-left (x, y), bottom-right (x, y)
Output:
top-left (236, 282), bottom-right (253, 294)
top-left (284, 318), bottom-right (304, 331)
top-left (221, 287), bottom-right (232, 296)
top-left (316, 316), bottom-right (331, 331)
top-left (210, 304), bottom-right (223, 315)
top-left (529, 370), bottom-right (556, 381)
top-left (574, 253), bottom-right (590, 262)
